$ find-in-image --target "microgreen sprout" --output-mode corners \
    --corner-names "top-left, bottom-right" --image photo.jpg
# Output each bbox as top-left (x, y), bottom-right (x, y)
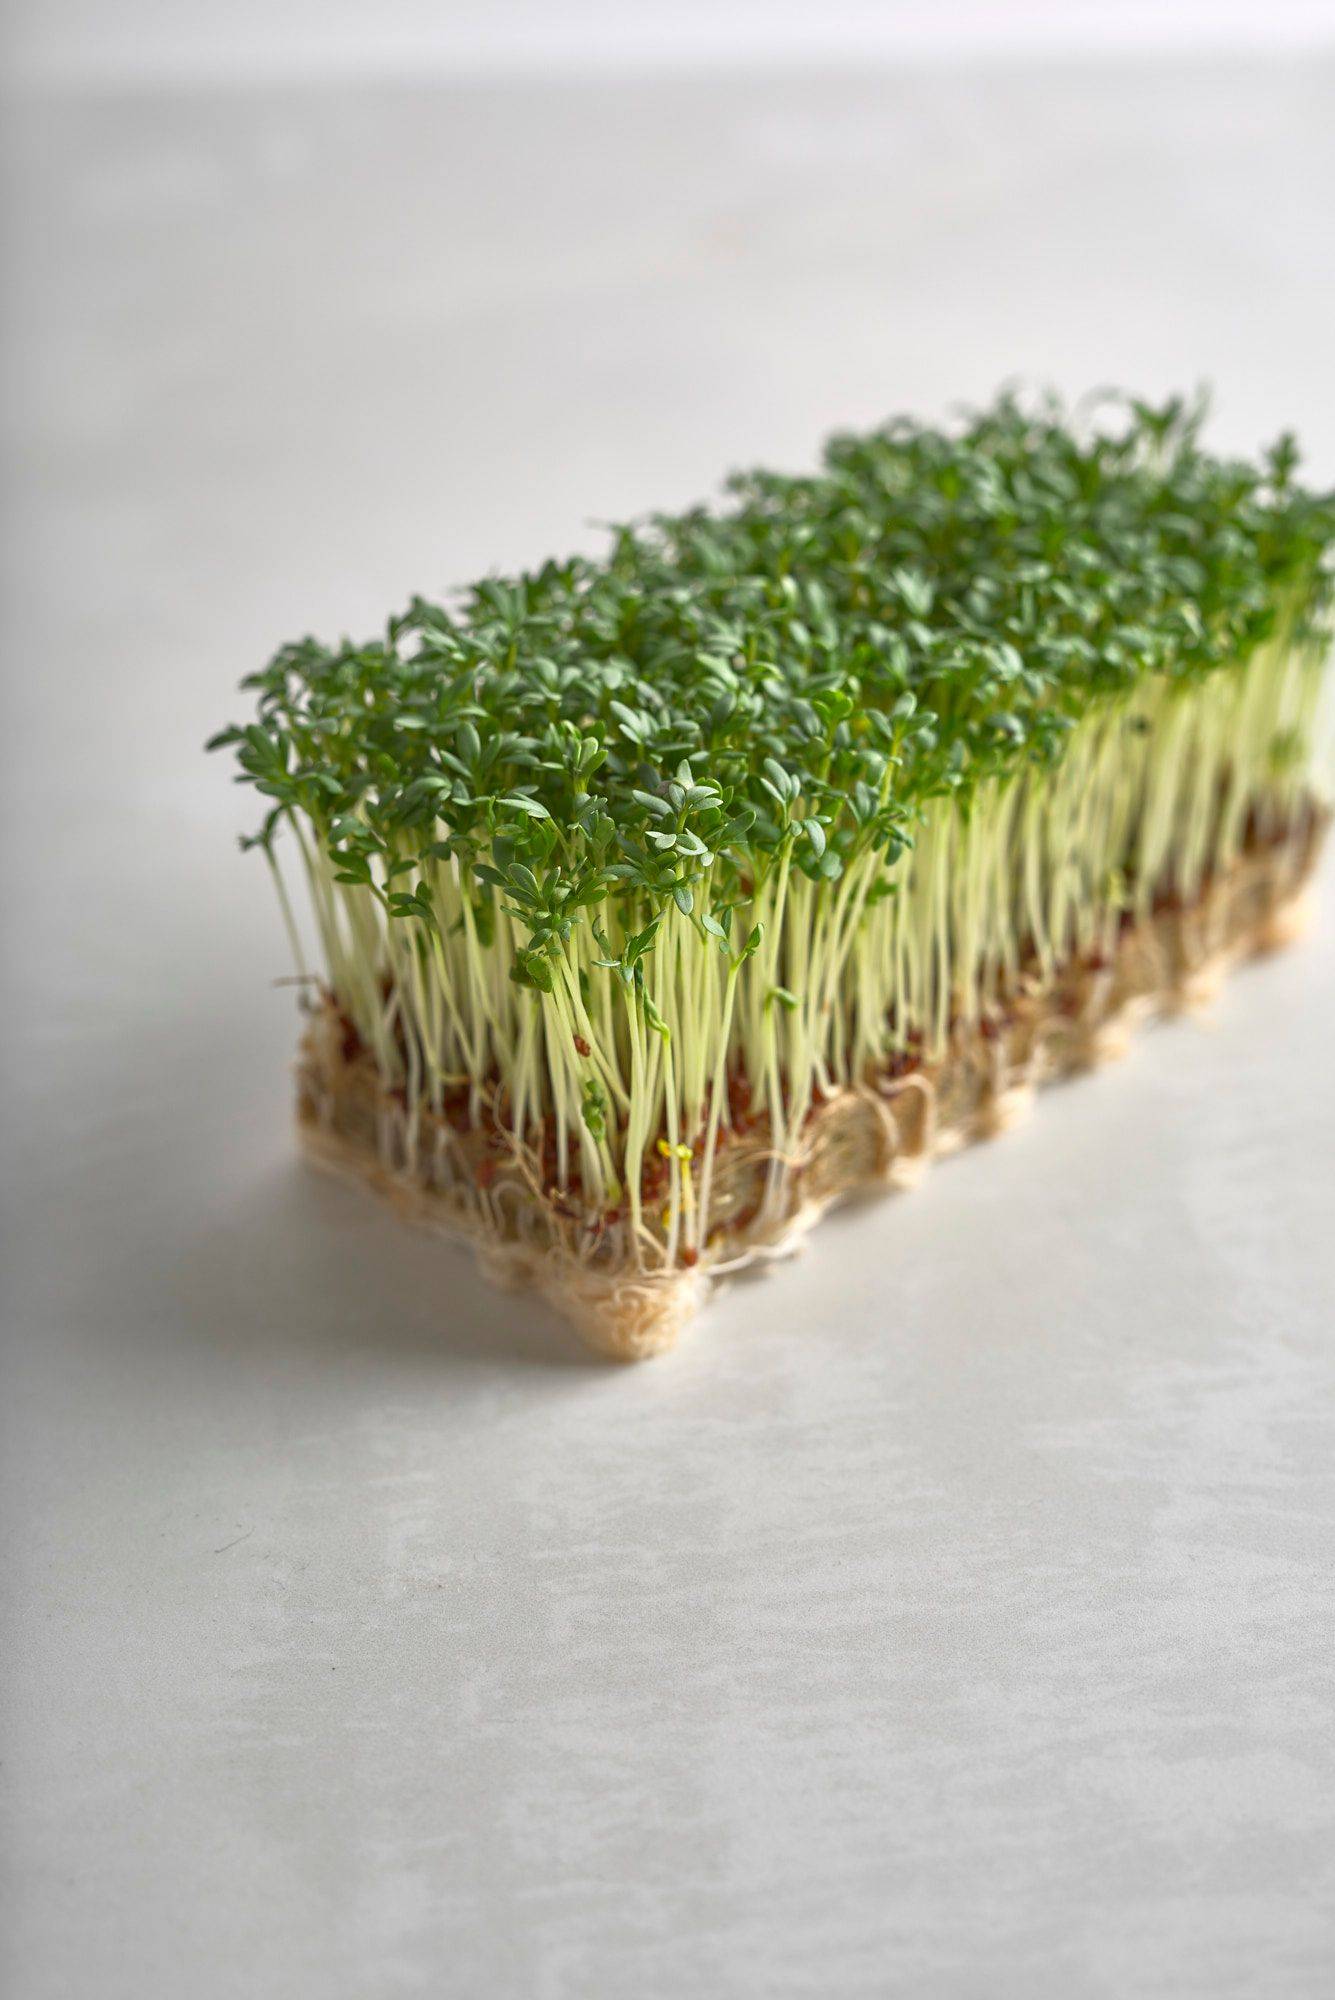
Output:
top-left (213, 390), bottom-right (1334, 1274)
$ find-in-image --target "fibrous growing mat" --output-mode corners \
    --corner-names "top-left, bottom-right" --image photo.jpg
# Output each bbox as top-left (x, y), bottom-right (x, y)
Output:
top-left (213, 392), bottom-right (1334, 1358)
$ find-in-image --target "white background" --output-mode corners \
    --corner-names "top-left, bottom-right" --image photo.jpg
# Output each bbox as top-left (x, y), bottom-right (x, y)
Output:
top-left (7, 0), bottom-right (1335, 85)
top-left (3, 9), bottom-right (1335, 1999)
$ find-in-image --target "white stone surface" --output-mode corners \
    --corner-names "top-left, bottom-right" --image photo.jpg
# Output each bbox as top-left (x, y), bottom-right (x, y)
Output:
top-left (3, 60), bottom-right (1334, 2000)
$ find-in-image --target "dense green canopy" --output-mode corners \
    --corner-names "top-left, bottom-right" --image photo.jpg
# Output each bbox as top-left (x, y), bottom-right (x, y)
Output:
top-left (213, 392), bottom-right (1334, 967)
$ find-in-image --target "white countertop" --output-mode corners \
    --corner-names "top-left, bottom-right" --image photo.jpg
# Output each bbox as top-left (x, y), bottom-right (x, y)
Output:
top-left (4, 57), bottom-right (1335, 1999)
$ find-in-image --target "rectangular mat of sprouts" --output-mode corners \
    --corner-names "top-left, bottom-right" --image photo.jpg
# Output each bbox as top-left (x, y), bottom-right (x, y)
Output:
top-left (212, 392), bottom-right (1334, 1359)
